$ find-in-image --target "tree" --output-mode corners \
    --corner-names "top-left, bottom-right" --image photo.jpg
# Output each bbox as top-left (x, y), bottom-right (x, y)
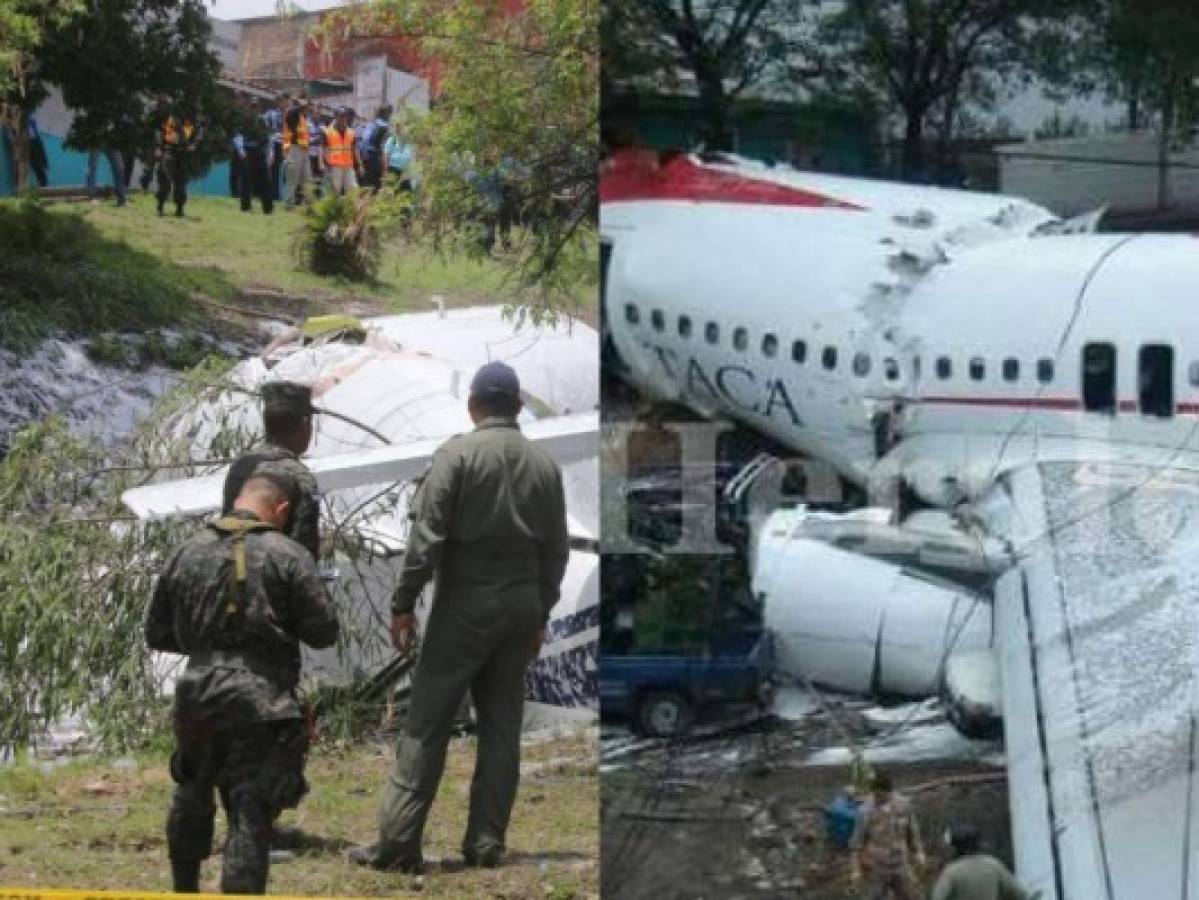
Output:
top-left (818, 0), bottom-right (1071, 181)
top-left (37, 0), bottom-right (230, 177)
top-left (602, 0), bottom-right (809, 152)
top-left (0, 0), bottom-right (83, 190)
top-left (1074, 0), bottom-right (1199, 208)
top-left (323, 0), bottom-right (598, 322)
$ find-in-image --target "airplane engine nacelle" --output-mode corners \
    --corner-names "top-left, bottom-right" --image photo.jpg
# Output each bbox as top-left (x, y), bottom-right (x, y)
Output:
top-left (753, 536), bottom-right (992, 698)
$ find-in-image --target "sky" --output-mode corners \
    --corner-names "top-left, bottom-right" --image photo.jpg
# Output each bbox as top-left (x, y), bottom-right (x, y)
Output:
top-left (205, 0), bottom-right (344, 22)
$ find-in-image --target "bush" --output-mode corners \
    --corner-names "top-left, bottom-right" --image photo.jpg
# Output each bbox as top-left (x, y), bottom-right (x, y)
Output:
top-left (294, 192), bottom-right (381, 282)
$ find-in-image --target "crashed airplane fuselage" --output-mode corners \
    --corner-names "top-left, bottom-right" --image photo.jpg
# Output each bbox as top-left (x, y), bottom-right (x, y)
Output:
top-left (601, 149), bottom-right (1199, 898)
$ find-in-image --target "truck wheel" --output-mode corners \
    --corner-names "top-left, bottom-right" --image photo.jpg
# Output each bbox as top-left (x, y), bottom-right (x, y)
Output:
top-left (636, 690), bottom-right (694, 737)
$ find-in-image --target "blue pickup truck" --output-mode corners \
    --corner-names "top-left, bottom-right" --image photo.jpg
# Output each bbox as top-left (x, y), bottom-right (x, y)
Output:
top-left (600, 628), bottom-right (774, 737)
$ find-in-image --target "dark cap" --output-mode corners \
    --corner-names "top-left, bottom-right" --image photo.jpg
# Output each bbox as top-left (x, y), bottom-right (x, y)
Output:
top-left (469, 361), bottom-right (520, 399)
top-left (945, 822), bottom-right (980, 855)
top-left (261, 380), bottom-right (315, 417)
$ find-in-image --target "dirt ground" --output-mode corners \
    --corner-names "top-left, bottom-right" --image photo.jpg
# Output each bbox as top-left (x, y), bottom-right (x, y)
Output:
top-left (601, 720), bottom-right (1010, 900)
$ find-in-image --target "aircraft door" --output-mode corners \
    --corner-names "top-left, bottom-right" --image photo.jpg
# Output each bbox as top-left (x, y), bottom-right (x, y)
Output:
top-left (1138, 344), bottom-right (1173, 418)
top-left (1082, 342), bottom-right (1117, 414)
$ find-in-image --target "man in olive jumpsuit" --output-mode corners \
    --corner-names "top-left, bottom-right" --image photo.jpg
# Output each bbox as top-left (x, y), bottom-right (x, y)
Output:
top-left (222, 381), bottom-right (320, 561)
top-left (349, 361), bottom-right (570, 873)
top-left (146, 474), bottom-right (339, 893)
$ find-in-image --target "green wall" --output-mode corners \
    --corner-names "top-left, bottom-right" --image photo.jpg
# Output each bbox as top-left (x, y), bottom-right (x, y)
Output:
top-left (610, 93), bottom-right (879, 175)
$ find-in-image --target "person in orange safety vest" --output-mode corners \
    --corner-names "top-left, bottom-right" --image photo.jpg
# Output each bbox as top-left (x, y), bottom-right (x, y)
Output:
top-left (322, 107), bottom-right (361, 197)
top-left (282, 97), bottom-right (311, 208)
top-left (156, 110), bottom-right (196, 218)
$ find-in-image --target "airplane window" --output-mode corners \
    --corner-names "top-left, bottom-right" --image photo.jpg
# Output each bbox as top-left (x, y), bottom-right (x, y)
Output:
top-left (762, 334), bottom-right (778, 358)
top-left (884, 357), bottom-right (900, 381)
top-left (733, 327), bottom-right (749, 351)
top-left (625, 304), bottom-right (640, 325)
top-left (1037, 358), bottom-right (1054, 383)
top-left (936, 356), bottom-right (952, 380)
top-left (651, 309), bottom-right (665, 332)
top-left (853, 352), bottom-right (871, 377)
top-left (1082, 342), bottom-right (1116, 414)
top-left (706, 322), bottom-right (720, 344)
top-left (1003, 358), bottom-right (1019, 382)
top-left (792, 340), bottom-right (807, 364)
top-left (678, 316), bottom-right (692, 338)
top-left (1139, 344), bottom-right (1174, 418)
top-left (1190, 361), bottom-right (1199, 387)
top-left (969, 357), bottom-right (985, 381)
top-left (822, 346), bottom-right (838, 370)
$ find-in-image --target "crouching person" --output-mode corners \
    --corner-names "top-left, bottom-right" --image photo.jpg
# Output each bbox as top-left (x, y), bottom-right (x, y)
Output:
top-left (145, 473), bottom-right (339, 893)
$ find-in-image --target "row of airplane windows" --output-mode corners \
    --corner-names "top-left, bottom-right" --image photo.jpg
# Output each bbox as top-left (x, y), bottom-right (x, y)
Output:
top-left (624, 303), bottom-right (1199, 401)
top-left (624, 303), bottom-right (1064, 384)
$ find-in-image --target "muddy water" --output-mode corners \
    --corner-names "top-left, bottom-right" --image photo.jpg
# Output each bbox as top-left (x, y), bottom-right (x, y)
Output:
top-left (0, 338), bottom-right (176, 454)
top-left (0, 328), bottom-right (262, 456)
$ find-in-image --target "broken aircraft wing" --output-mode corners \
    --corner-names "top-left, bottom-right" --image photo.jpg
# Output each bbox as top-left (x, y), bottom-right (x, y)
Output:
top-left (990, 461), bottom-right (1199, 900)
top-left (121, 411), bottom-right (599, 520)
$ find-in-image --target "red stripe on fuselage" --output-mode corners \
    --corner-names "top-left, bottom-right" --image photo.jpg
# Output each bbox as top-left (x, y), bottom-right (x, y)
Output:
top-left (918, 395), bottom-right (1082, 410)
top-left (599, 149), bottom-right (866, 210)
top-left (919, 395), bottom-right (1199, 414)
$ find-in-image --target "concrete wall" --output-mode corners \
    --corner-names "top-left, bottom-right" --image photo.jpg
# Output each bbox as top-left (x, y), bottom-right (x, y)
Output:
top-left (319, 58), bottom-right (430, 120)
top-left (996, 132), bottom-right (1199, 216)
top-left (209, 18), bottom-right (244, 78)
top-left (354, 56), bottom-right (428, 117)
top-left (239, 15), bottom-right (307, 84)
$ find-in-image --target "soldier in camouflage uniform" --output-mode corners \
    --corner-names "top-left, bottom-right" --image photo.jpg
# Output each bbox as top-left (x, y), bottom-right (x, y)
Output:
top-left (222, 381), bottom-right (320, 561)
top-left (350, 361), bottom-right (570, 873)
top-left (222, 380), bottom-right (322, 854)
top-left (850, 771), bottom-right (928, 900)
top-left (146, 473), bottom-right (339, 894)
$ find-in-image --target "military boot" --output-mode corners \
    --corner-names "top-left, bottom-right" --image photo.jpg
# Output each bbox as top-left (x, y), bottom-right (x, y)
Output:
top-left (348, 843), bottom-right (424, 874)
top-left (463, 846), bottom-right (501, 868)
top-left (170, 857), bottom-right (201, 892)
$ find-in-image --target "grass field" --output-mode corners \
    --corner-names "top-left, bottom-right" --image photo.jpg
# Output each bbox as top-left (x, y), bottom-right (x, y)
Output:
top-left (67, 193), bottom-right (587, 315)
top-left (0, 193), bottom-right (593, 353)
top-left (0, 729), bottom-right (598, 898)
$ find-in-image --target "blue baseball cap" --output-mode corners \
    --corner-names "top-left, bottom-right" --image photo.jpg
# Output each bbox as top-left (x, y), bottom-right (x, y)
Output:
top-left (469, 361), bottom-right (520, 399)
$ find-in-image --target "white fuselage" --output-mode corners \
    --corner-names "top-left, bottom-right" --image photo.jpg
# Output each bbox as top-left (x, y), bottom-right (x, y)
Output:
top-left (602, 154), bottom-right (1199, 897)
top-left (601, 154), bottom-right (1199, 504)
